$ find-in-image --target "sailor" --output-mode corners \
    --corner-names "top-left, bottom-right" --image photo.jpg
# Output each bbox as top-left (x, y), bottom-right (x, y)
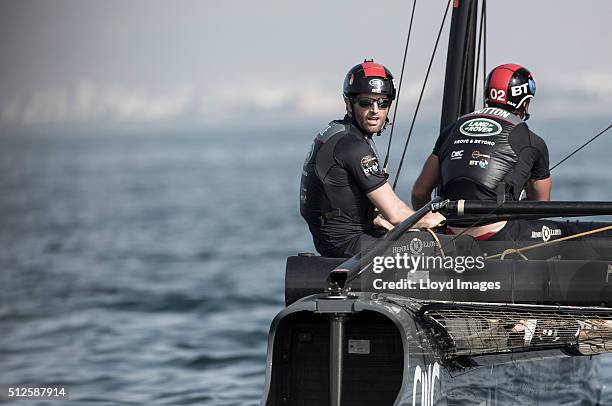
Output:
top-left (300, 59), bottom-right (444, 258)
top-left (411, 64), bottom-right (552, 241)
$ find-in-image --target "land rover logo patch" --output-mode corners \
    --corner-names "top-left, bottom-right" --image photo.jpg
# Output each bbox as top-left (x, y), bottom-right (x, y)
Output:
top-left (459, 118), bottom-right (502, 137)
top-left (361, 155), bottom-right (380, 176)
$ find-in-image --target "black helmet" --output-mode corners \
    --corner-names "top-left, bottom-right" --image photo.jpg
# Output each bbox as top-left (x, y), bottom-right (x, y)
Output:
top-left (343, 59), bottom-right (396, 101)
top-left (485, 63), bottom-right (536, 110)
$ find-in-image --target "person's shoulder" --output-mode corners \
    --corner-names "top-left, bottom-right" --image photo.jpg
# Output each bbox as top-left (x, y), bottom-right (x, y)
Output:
top-left (336, 128), bottom-right (370, 152)
top-left (315, 119), bottom-right (350, 143)
top-left (524, 125), bottom-right (547, 146)
top-left (515, 124), bottom-right (549, 162)
top-left (526, 126), bottom-right (544, 140)
top-left (334, 131), bottom-right (374, 168)
top-left (439, 121), bottom-right (456, 137)
top-left (432, 121), bottom-right (457, 155)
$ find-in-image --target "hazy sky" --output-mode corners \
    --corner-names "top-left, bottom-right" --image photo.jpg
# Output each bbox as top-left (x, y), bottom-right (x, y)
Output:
top-left (1, 0), bottom-right (611, 133)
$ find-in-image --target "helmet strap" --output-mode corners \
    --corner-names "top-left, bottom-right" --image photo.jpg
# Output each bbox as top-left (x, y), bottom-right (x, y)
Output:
top-left (346, 99), bottom-right (355, 118)
top-left (377, 117), bottom-right (390, 136)
top-left (347, 98), bottom-right (368, 135)
top-left (521, 100), bottom-right (531, 121)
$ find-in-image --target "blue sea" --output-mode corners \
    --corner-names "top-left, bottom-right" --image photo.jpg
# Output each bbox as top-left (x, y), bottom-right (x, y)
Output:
top-left (1, 116), bottom-right (611, 405)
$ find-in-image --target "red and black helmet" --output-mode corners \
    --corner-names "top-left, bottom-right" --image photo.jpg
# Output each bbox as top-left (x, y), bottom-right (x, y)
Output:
top-left (485, 63), bottom-right (536, 110)
top-left (343, 59), bottom-right (396, 101)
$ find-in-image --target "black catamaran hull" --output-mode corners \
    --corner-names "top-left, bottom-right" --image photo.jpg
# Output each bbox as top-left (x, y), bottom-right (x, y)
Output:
top-left (263, 213), bottom-right (612, 405)
top-left (262, 292), bottom-right (607, 405)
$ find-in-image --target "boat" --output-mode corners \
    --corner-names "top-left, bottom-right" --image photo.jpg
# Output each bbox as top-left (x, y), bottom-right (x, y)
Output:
top-left (261, 1), bottom-right (612, 404)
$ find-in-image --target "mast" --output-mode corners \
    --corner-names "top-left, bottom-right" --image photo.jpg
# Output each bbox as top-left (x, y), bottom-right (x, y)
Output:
top-left (440, 0), bottom-right (479, 131)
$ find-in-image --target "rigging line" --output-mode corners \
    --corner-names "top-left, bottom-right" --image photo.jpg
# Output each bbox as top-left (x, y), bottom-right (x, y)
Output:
top-left (482, 0), bottom-right (487, 108)
top-left (550, 122), bottom-right (612, 171)
top-left (392, 0), bottom-right (452, 190)
top-left (473, 0), bottom-right (485, 108)
top-left (383, 0), bottom-right (418, 172)
top-left (487, 225), bottom-right (612, 260)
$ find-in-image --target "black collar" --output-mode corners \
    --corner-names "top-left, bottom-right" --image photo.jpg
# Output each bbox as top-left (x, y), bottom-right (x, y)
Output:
top-left (343, 113), bottom-right (373, 138)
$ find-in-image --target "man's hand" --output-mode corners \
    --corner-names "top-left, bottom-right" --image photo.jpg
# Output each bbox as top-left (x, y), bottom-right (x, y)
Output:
top-left (414, 211), bottom-right (445, 229)
top-left (373, 214), bottom-right (394, 231)
top-left (367, 182), bottom-right (446, 228)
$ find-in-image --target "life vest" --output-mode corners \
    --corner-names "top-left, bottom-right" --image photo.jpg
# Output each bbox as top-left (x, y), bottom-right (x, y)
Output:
top-left (437, 107), bottom-right (527, 201)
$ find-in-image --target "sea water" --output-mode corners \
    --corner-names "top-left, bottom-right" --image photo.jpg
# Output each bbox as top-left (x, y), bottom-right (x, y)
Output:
top-left (1, 117), bottom-right (611, 404)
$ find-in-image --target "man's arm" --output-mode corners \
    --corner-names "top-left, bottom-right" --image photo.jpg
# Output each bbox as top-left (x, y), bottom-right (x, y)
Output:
top-left (526, 132), bottom-right (551, 201)
top-left (412, 154), bottom-right (440, 209)
top-left (526, 177), bottom-right (552, 201)
top-left (367, 182), bottom-right (444, 228)
top-left (368, 183), bottom-right (413, 224)
top-left (336, 136), bottom-right (443, 228)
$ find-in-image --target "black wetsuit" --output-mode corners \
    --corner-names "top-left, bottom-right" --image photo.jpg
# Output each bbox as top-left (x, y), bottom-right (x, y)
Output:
top-left (435, 106), bottom-right (552, 240)
top-left (300, 115), bottom-right (387, 257)
top-left (435, 107), bottom-right (612, 256)
top-left (434, 107), bottom-right (550, 202)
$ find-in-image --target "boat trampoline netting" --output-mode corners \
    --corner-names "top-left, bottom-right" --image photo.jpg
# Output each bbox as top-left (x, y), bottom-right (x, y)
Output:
top-left (420, 303), bottom-right (612, 358)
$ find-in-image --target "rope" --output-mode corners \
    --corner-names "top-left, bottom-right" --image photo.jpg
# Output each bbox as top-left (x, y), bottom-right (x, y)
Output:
top-left (482, 0), bottom-right (487, 108)
top-left (499, 249), bottom-right (528, 261)
top-left (425, 227), bottom-right (446, 258)
top-left (392, 0), bottom-right (452, 190)
top-left (551, 122), bottom-right (612, 171)
top-left (383, 0), bottom-right (417, 173)
top-left (487, 225), bottom-right (612, 260)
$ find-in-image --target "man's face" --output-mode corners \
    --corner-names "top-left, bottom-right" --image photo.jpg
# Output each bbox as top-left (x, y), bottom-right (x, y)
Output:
top-left (348, 93), bottom-right (392, 135)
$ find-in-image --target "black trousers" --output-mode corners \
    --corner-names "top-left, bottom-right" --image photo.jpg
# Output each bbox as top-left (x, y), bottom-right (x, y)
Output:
top-left (324, 227), bottom-right (388, 258)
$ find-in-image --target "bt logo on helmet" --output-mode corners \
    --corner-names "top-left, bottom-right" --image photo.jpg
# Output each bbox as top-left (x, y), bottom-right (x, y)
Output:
top-left (369, 78), bottom-right (384, 93)
top-left (511, 83), bottom-right (529, 96)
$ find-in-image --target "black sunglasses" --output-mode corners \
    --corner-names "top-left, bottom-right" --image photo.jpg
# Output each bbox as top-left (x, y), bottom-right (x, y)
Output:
top-left (354, 97), bottom-right (391, 109)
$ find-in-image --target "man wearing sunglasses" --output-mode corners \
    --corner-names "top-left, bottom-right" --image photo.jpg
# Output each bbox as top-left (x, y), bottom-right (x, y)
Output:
top-left (300, 59), bottom-right (444, 258)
